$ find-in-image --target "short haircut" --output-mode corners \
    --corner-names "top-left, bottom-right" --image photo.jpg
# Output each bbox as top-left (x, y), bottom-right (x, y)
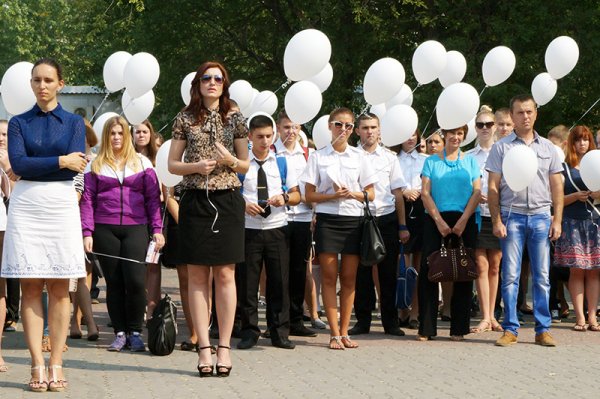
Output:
top-left (495, 107), bottom-right (510, 118)
top-left (357, 112), bottom-right (380, 127)
top-left (510, 94), bottom-right (536, 111)
top-left (0, 119), bottom-right (8, 126)
top-left (328, 107), bottom-right (354, 123)
top-left (441, 125), bottom-right (468, 136)
top-left (547, 125), bottom-right (569, 141)
top-left (277, 110), bottom-right (291, 124)
top-left (249, 114), bottom-right (274, 131)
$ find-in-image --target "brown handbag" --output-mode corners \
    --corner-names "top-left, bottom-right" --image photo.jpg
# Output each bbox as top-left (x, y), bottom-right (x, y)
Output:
top-left (427, 235), bottom-right (478, 283)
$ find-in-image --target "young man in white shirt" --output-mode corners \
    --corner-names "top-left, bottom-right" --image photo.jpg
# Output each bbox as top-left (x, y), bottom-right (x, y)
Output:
top-left (237, 115), bottom-right (301, 350)
top-left (273, 111), bottom-right (317, 337)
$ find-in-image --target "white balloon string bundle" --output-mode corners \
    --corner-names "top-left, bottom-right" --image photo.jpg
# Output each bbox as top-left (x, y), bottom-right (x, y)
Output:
top-left (157, 114), bottom-right (178, 134)
top-left (205, 175), bottom-right (220, 233)
top-left (273, 79), bottom-right (292, 94)
top-left (411, 84), bottom-right (421, 94)
top-left (479, 85), bottom-right (488, 97)
top-left (90, 92), bottom-right (111, 122)
top-left (421, 105), bottom-right (438, 138)
top-left (569, 95), bottom-right (600, 131)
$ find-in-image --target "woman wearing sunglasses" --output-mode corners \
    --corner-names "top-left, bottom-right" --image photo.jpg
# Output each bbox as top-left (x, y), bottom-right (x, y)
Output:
top-left (466, 105), bottom-right (503, 333)
top-left (304, 108), bottom-right (377, 350)
top-left (168, 61), bottom-right (249, 377)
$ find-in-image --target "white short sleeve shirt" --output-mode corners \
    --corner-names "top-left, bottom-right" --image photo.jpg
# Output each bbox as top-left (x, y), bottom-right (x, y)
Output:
top-left (274, 139), bottom-right (312, 222)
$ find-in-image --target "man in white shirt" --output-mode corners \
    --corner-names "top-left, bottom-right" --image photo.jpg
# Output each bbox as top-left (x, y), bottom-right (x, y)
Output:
top-left (273, 111), bottom-right (317, 337)
top-left (237, 115), bottom-right (301, 350)
top-left (349, 113), bottom-right (410, 336)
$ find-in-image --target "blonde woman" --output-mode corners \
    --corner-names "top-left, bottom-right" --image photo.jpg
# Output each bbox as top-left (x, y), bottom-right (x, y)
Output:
top-left (80, 116), bottom-right (164, 352)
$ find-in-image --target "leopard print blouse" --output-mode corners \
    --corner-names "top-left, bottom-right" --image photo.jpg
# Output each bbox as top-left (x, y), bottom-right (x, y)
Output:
top-left (172, 109), bottom-right (248, 190)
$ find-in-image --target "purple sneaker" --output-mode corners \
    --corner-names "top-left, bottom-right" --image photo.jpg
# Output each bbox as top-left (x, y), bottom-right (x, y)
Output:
top-left (108, 333), bottom-right (127, 352)
top-left (128, 333), bottom-right (146, 352)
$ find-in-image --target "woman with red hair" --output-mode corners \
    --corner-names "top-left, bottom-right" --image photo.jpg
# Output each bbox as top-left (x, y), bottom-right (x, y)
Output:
top-left (554, 125), bottom-right (600, 331)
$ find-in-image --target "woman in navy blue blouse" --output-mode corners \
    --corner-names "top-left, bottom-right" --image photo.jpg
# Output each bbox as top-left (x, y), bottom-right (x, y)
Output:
top-left (1, 58), bottom-right (87, 392)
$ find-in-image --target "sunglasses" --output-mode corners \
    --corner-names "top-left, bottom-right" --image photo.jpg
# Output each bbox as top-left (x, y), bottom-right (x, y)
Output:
top-left (331, 121), bottom-right (354, 130)
top-left (200, 74), bottom-right (224, 85)
top-left (476, 121), bottom-right (495, 129)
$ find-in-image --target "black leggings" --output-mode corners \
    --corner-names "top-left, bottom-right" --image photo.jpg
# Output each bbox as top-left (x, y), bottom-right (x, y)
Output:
top-left (94, 224), bottom-right (148, 334)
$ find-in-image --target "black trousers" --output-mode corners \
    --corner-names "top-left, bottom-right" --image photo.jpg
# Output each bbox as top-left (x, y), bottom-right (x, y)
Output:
top-left (353, 211), bottom-right (400, 331)
top-left (418, 212), bottom-right (476, 337)
top-left (94, 224), bottom-right (148, 334)
top-left (238, 227), bottom-right (290, 342)
top-left (288, 221), bottom-right (312, 328)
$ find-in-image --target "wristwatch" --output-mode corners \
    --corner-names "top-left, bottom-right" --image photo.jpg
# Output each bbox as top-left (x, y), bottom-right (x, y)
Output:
top-left (282, 192), bottom-right (290, 204)
top-left (229, 158), bottom-right (239, 169)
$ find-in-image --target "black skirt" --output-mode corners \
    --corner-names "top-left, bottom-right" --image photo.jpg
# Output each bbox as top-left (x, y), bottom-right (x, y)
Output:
top-left (178, 188), bottom-right (245, 266)
top-left (315, 213), bottom-right (363, 255)
top-left (404, 198), bottom-right (425, 253)
top-left (476, 216), bottom-right (501, 250)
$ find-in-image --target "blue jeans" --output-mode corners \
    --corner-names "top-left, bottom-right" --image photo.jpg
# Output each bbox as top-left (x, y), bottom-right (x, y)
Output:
top-left (500, 212), bottom-right (551, 335)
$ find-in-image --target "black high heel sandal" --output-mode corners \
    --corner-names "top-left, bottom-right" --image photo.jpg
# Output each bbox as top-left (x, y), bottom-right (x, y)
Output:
top-left (197, 346), bottom-right (214, 377)
top-left (215, 345), bottom-right (232, 377)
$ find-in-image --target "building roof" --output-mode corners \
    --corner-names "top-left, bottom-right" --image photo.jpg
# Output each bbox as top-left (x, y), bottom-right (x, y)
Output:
top-left (60, 86), bottom-right (108, 94)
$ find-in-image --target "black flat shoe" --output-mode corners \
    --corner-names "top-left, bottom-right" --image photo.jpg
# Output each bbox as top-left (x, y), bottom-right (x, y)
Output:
top-left (289, 325), bottom-right (317, 337)
top-left (348, 324), bottom-right (370, 335)
top-left (384, 327), bottom-right (406, 337)
top-left (237, 337), bottom-right (257, 350)
top-left (271, 338), bottom-right (295, 349)
top-left (197, 346), bottom-right (214, 377)
top-left (216, 345), bottom-right (232, 377)
top-left (180, 341), bottom-right (198, 352)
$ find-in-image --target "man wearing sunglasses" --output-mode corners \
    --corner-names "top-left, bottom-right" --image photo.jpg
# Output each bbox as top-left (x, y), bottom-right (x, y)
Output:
top-left (349, 113), bottom-right (409, 337)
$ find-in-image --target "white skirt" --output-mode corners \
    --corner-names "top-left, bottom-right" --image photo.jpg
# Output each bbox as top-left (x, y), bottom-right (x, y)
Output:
top-left (1, 180), bottom-right (85, 279)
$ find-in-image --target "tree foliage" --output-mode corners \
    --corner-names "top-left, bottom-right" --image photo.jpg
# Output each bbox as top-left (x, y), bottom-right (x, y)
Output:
top-left (1, 0), bottom-right (598, 136)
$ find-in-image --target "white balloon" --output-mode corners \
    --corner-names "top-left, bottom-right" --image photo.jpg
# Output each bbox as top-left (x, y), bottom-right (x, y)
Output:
top-left (412, 40), bottom-right (447, 85)
top-left (122, 89), bottom-right (155, 125)
top-left (311, 115), bottom-right (331, 150)
top-left (250, 90), bottom-right (278, 116)
top-left (306, 63), bottom-right (333, 93)
top-left (298, 130), bottom-right (308, 147)
top-left (285, 81), bottom-right (322, 124)
top-left (363, 58), bottom-right (405, 105)
top-left (545, 36), bottom-right (579, 80)
top-left (284, 29), bottom-right (332, 81)
top-left (580, 150), bottom-right (600, 191)
top-left (241, 89), bottom-right (259, 117)
top-left (461, 118), bottom-right (477, 147)
top-left (370, 103), bottom-right (386, 119)
top-left (92, 112), bottom-right (119, 143)
top-left (0, 61), bottom-right (36, 115)
top-left (385, 84), bottom-right (413, 108)
top-left (436, 83), bottom-right (480, 130)
top-left (438, 50), bottom-right (467, 88)
top-left (103, 51), bottom-right (132, 93)
top-left (531, 72), bottom-right (557, 106)
top-left (155, 140), bottom-right (183, 188)
top-left (229, 80), bottom-right (254, 110)
top-left (180, 72), bottom-right (195, 106)
top-left (123, 52), bottom-right (160, 98)
top-left (502, 146), bottom-right (539, 192)
top-left (380, 105), bottom-right (419, 147)
top-left (482, 46), bottom-right (516, 87)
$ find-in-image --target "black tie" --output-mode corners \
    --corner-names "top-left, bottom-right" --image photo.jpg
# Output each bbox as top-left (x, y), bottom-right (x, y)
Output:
top-left (256, 160), bottom-right (271, 218)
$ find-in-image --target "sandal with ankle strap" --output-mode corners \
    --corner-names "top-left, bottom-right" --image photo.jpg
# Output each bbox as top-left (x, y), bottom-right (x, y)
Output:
top-left (197, 346), bottom-right (214, 377)
top-left (47, 365), bottom-right (68, 392)
top-left (29, 365), bottom-right (48, 392)
top-left (215, 345), bottom-right (232, 377)
top-left (340, 335), bottom-right (358, 348)
top-left (328, 336), bottom-right (344, 350)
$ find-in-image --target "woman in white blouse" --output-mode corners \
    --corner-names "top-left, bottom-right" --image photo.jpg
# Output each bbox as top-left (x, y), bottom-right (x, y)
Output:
top-left (397, 129), bottom-right (428, 328)
top-left (304, 108), bottom-right (377, 350)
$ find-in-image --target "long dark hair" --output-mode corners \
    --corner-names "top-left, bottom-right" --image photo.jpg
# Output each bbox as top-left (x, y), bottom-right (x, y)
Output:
top-left (185, 61), bottom-right (232, 125)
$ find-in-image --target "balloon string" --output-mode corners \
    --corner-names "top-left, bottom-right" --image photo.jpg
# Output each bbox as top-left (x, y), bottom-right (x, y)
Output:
top-left (421, 105), bottom-right (438, 136)
top-left (273, 79), bottom-right (292, 94)
top-left (479, 85), bottom-right (488, 97)
top-left (120, 98), bottom-right (133, 116)
top-left (569, 95), bottom-right (600, 130)
top-left (360, 104), bottom-right (370, 116)
top-left (411, 84), bottom-right (421, 94)
top-left (90, 92), bottom-right (111, 122)
top-left (158, 114), bottom-right (178, 134)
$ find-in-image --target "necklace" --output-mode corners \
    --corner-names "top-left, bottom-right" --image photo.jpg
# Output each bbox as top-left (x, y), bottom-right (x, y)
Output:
top-left (443, 149), bottom-right (461, 168)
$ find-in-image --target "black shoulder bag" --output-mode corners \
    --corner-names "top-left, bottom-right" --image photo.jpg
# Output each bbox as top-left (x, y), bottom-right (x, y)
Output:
top-left (360, 191), bottom-right (387, 266)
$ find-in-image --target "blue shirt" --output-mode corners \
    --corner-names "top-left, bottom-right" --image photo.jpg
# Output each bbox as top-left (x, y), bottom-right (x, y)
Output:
top-left (8, 103), bottom-right (85, 181)
top-left (422, 152), bottom-right (480, 213)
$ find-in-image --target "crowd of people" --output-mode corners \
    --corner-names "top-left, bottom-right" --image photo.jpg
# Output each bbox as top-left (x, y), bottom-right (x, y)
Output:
top-left (0, 58), bottom-right (599, 391)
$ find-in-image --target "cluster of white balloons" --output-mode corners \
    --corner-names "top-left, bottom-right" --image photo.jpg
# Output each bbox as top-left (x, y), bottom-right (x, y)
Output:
top-left (1, 62), bottom-right (36, 115)
top-left (532, 36), bottom-right (579, 106)
top-left (102, 51), bottom-right (160, 129)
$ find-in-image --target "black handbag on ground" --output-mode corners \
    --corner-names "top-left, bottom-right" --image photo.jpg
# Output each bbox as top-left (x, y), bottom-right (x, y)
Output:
top-left (360, 191), bottom-right (386, 266)
top-left (147, 293), bottom-right (178, 356)
top-left (427, 235), bottom-right (477, 283)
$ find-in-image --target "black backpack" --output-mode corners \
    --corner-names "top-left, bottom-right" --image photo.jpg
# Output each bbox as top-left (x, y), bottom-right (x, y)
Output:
top-left (147, 293), bottom-right (178, 356)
